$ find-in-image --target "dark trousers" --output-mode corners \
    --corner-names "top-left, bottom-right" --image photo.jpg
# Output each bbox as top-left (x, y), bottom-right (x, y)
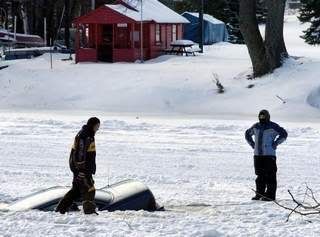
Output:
top-left (254, 156), bottom-right (277, 200)
top-left (56, 174), bottom-right (96, 214)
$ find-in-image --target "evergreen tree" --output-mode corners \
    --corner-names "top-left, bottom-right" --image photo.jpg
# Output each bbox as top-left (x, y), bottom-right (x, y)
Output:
top-left (165, 0), bottom-right (228, 22)
top-left (298, 0), bottom-right (320, 45)
top-left (224, 0), bottom-right (266, 44)
top-left (224, 0), bottom-right (244, 44)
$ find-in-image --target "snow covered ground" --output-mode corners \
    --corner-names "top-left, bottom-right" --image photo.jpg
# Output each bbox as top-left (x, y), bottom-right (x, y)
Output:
top-left (0, 16), bottom-right (320, 120)
top-left (0, 113), bottom-right (320, 236)
top-left (1, 15), bottom-right (320, 236)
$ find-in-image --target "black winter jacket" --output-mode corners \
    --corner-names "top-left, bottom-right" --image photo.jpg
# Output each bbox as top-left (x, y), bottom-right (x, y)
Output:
top-left (69, 125), bottom-right (96, 175)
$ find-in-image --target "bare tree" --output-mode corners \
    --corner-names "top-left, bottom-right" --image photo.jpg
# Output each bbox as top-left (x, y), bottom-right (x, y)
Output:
top-left (239, 0), bottom-right (288, 78)
top-left (265, 0), bottom-right (288, 69)
top-left (239, 0), bottom-right (270, 77)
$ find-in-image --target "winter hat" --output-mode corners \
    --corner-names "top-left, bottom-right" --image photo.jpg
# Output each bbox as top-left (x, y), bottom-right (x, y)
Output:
top-left (258, 110), bottom-right (270, 122)
top-left (87, 117), bottom-right (101, 128)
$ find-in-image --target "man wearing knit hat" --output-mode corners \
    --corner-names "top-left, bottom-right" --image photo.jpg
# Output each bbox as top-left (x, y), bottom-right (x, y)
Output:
top-left (56, 117), bottom-right (100, 214)
top-left (245, 110), bottom-right (287, 201)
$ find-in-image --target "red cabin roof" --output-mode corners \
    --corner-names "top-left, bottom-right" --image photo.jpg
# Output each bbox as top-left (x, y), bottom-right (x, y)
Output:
top-left (73, 5), bottom-right (136, 24)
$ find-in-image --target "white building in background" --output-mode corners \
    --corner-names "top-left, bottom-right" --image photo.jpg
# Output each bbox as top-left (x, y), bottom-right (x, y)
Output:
top-left (287, 0), bottom-right (301, 9)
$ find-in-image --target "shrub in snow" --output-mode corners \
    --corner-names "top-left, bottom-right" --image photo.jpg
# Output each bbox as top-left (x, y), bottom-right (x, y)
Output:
top-left (212, 73), bottom-right (225, 94)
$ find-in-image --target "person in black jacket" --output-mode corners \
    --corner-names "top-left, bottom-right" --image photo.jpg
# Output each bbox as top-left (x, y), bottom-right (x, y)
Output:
top-left (56, 117), bottom-right (100, 214)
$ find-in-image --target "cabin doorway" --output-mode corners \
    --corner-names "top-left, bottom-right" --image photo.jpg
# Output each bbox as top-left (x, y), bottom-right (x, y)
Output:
top-left (98, 24), bottom-right (113, 62)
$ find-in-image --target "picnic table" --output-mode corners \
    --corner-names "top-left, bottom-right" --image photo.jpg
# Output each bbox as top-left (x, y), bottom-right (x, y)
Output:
top-left (164, 40), bottom-right (201, 56)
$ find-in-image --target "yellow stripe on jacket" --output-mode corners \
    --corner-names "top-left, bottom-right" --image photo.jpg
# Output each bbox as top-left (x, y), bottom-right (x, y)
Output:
top-left (87, 142), bottom-right (96, 152)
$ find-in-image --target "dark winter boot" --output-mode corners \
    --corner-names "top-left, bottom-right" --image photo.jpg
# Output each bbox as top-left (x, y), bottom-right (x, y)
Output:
top-left (252, 175), bottom-right (267, 201)
top-left (83, 201), bottom-right (97, 215)
top-left (265, 179), bottom-right (277, 201)
top-left (55, 198), bottom-right (71, 214)
top-left (251, 195), bottom-right (262, 201)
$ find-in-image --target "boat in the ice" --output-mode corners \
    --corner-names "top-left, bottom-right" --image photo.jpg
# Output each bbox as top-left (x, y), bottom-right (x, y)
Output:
top-left (0, 180), bottom-right (161, 212)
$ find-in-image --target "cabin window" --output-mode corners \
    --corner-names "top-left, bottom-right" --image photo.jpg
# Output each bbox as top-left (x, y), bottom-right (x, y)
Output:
top-left (172, 24), bottom-right (177, 42)
top-left (155, 24), bottom-right (161, 44)
top-left (133, 24), bottom-right (148, 48)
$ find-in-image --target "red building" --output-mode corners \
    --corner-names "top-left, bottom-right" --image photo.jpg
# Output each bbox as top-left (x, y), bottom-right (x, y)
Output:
top-left (73, 0), bottom-right (189, 63)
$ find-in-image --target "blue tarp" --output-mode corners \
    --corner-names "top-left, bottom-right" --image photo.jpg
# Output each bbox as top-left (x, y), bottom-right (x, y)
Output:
top-left (182, 12), bottom-right (229, 45)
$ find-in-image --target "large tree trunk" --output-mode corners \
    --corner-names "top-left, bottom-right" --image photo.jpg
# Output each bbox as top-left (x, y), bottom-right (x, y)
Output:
top-left (264, 0), bottom-right (288, 70)
top-left (239, 0), bottom-right (271, 77)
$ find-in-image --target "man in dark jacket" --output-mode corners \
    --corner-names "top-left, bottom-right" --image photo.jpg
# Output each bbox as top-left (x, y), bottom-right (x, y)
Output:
top-left (56, 117), bottom-right (100, 214)
top-left (245, 110), bottom-right (287, 201)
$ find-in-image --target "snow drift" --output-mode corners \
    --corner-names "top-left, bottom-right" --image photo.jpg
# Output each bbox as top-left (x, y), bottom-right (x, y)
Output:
top-left (0, 15), bottom-right (320, 121)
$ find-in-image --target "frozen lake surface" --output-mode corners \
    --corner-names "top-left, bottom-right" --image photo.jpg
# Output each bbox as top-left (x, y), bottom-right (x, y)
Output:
top-left (0, 112), bottom-right (320, 236)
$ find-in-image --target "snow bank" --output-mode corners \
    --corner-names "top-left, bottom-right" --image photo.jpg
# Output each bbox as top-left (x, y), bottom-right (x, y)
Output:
top-left (307, 86), bottom-right (320, 109)
top-left (0, 15), bottom-right (320, 121)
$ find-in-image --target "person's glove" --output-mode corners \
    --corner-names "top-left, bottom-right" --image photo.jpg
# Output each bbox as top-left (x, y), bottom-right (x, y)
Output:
top-left (272, 142), bottom-right (278, 150)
